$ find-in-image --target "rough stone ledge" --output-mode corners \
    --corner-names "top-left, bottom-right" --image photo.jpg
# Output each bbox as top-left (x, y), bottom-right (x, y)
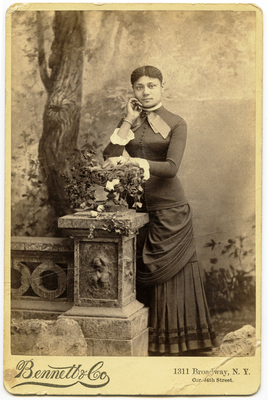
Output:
top-left (11, 236), bottom-right (74, 252)
top-left (12, 299), bottom-right (73, 312)
top-left (58, 211), bottom-right (149, 231)
top-left (11, 310), bottom-right (66, 321)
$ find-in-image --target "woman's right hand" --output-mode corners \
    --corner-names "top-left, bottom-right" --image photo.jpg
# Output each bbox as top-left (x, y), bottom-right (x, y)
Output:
top-left (126, 98), bottom-right (142, 123)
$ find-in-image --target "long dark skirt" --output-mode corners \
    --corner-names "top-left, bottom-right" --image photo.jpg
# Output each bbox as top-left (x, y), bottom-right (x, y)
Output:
top-left (136, 204), bottom-right (219, 355)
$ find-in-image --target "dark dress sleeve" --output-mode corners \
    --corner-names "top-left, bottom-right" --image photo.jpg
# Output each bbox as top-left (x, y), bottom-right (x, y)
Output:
top-left (103, 142), bottom-right (124, 160)
top-left (103, 118), bottom-right (125, 160)
top-left (148, 119), bottom-right (187, 178)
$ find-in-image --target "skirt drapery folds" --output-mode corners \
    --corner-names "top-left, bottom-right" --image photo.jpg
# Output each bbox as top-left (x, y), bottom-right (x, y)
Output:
top-left (136, 204), bottom-right (219, 355)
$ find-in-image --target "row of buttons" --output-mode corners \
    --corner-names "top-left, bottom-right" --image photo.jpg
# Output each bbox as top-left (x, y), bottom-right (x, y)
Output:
top-left (140, 121), bottom-right (148, 210)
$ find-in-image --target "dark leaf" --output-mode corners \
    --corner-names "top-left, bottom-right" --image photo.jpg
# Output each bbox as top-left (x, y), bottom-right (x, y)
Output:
top-left (14, 224), bottom-right (24, 231)
top-left (27, 220), bottom-right (38, 229)
top-left (210, 258), bottom-right (218, 265)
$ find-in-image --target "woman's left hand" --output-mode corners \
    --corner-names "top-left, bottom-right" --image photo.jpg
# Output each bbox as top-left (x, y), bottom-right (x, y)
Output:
top-left (102, 157), bottom-right (147, 172)
top-left (125, 157), bottom-right (150, 180)
top-left (102, 156), bottom-right (127, 169)
top-left (124, 157), bottom-right (140, 168)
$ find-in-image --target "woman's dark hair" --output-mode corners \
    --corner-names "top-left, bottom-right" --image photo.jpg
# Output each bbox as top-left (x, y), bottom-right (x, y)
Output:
top-left (131, 66), bottom-right (163, 86)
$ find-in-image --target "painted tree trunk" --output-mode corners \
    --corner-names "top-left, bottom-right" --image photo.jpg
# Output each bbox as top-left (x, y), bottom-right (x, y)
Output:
top-left (37, 11), bottom-right (85, 217)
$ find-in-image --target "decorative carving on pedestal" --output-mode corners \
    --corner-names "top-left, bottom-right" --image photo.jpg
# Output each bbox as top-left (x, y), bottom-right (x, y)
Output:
top-left (79, 243), bottom-right (118, 300)
top-left (91, 256), bottom-right (112, 291)
top-left (123, 237), bottom-right (136, 299)
top-left (124, 257), bottom-right (133, 282)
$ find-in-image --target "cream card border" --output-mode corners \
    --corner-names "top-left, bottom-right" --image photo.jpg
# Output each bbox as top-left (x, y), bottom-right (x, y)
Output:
top-left (3, 2), bottom-right (263, 397)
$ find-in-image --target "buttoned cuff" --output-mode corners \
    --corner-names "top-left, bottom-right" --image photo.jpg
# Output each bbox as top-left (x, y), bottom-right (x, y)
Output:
top-left (136, 158), bottom-right (150, 181)
top-left (110, 128), bottom-right (135, 146)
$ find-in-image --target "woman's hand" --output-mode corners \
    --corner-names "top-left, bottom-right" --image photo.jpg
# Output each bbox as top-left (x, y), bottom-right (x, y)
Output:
top-left (102, 157), bottom-right (150, 180)
top-left (102, 157), bottom-right (140, 169)
top-left (102, 156), bottom-right (127, 169)
top-left (126, 98), bottom-right (143, 123)
top-left (124, 157), bottom-right (140, 168)
top-left (125, 158), bottom-right (150, 180)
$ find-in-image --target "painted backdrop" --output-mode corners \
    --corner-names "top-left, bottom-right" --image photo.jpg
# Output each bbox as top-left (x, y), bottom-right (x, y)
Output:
top-left (11, 10), bottom-right (256, 276)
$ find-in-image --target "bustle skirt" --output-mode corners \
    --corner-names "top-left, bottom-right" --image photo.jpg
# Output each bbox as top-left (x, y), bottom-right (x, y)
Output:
top-left (136, 204), bottom-right (219, 355)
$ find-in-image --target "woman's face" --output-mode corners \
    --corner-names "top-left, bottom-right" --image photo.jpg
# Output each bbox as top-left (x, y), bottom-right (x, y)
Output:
top-left (132, 75), bottom-right (163, 108)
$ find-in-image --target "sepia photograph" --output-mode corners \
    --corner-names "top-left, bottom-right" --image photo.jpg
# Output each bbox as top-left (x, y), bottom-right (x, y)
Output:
top-left (3, 2), bottom-right (263, 396)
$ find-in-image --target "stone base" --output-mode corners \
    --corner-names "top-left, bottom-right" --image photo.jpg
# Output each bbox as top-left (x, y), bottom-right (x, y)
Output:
top-left (63, 300), bottom-right (144, 318)
top-left (60, 306), bottom-right (149, 356)
top-left (86, 328), bottom-right (149, 356)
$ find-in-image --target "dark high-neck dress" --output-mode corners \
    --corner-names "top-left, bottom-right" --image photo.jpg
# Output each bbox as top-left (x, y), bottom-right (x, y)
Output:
top-left (103, 105), bottom-right (219, 354)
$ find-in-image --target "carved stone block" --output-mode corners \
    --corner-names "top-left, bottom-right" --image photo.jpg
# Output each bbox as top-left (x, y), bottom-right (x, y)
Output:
top-left (58, 210), bottom-right (150, 356)
top-left (59, 211), bottom-right (148, 310)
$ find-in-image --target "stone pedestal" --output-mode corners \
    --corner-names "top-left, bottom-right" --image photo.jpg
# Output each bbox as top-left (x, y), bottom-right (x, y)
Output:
top-left (58, 210), bottom-right (149, 356)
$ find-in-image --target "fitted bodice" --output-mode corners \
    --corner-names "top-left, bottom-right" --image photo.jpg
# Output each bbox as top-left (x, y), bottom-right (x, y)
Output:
top-left (103, 106), bottom-right (188, 211)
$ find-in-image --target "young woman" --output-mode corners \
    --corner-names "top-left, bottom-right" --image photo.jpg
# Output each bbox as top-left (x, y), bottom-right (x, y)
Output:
top-left (103, 66), bottom-right (219, 355)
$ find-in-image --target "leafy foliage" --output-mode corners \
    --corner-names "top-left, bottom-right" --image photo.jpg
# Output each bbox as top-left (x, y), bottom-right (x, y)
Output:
top-left (101, 216), bottom-right (134, 237)
top-left (204, 234), bottom-right (255, 315)
top-left (204, 265), bottom-right (255, 315)
top-left (60, 145), bottom-right (146, 211)
top-left (86, 214), bottom-right (134, 239)
top-left (78, 85), bottom-right (133, 160)
top-left (11, 129), bottom-right (57, 237)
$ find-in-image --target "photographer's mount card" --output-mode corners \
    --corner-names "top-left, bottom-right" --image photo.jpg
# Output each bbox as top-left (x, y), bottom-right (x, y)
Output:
top-left (4, 3), bottom-right (262, 396)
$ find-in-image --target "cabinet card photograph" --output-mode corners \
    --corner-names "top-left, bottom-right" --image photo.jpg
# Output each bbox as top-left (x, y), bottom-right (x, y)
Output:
top-left (4, 2), bottom-right (262, 396)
